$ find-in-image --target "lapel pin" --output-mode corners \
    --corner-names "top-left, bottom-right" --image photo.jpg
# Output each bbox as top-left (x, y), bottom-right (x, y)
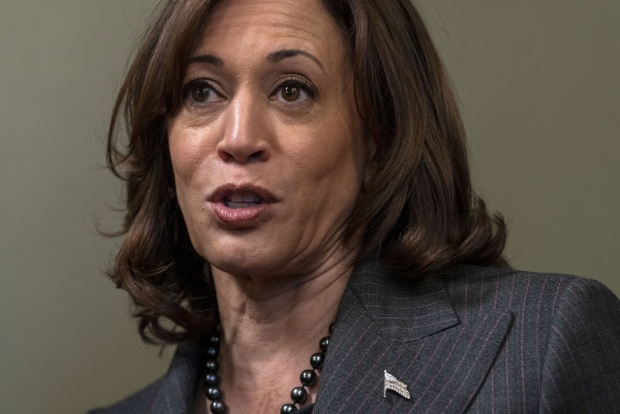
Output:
top-left (384, 370), bottom-right (411, 400)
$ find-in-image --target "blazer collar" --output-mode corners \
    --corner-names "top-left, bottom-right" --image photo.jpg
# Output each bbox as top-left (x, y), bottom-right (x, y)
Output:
top-left (342, 261), bottom-right (461, 341)
top-left (313, 261), bottom-right (512, 414)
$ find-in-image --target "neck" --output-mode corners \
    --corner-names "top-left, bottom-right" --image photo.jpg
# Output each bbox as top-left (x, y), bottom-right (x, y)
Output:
top-left (206, 249), bottom-right (356, 413)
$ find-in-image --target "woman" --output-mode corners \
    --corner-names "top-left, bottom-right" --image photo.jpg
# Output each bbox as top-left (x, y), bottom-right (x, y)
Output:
top-left (93, 0), bottom-right (620, 413)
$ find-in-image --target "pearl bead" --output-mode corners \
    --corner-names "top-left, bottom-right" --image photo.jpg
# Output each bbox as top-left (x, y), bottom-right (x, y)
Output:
top-left (203, 373), bottom-right (219, 386)
top-left (319, 336), bottom-right (330, 352)
top-left (206, 345), bottom-right (218, 358)
top-left (210, 400), bottom-right (226, 413)
top-left (280, 403), bottom-right (297, 413)
top-left (310, 352), bottom-right (325, 369)
top-left (300, 369), bottom-right (317, 386)
top-left (205, 360), bottom-right (219, 372)
top-left (206, 386), bottom-right (221, 400)
top-left (291, 386), bottom-right (307, 404)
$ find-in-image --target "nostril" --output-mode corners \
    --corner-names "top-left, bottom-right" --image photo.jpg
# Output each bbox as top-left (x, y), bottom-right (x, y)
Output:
top-left (247, 150), bottom-right (266, 163)
top-left (217, 148), bottom-right (266, 163)
top-left (216, 120), bottom-right (270, 163)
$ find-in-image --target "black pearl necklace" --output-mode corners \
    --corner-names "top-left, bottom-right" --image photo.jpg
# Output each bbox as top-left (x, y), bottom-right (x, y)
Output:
top-left (203, 323), bottom-right (334, 414)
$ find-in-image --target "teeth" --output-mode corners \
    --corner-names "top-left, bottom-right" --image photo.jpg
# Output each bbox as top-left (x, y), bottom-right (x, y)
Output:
top-left (223, 191), bottom-right (264, 209)
top-left (244, 193), bottom-right (262, 203)
top-left (224, 201), bottom-right (260, 209)
top-left (230, 193), bottom-right (244, 203)
top-left (227, 192), bottom-right (263, 203)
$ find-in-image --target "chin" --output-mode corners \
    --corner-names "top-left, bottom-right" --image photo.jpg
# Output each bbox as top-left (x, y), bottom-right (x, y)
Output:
top-left (204, 246), bottom-right (293, 278)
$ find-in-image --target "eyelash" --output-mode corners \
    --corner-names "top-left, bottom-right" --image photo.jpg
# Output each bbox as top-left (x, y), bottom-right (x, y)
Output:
top-left (271, 75), bottom-right (317, 99)
top-left (182, 78), bottom-right (220, 104)
top-left (180, 75), bottom-right (317, 105)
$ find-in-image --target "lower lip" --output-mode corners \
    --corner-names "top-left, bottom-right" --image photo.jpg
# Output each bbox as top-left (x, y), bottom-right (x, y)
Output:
top-left (212, 202), bottom-right (273, 227)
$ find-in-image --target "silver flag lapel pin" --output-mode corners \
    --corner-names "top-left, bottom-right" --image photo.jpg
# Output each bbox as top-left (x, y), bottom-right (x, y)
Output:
top-left (383, 370), bottom-right (411, 400)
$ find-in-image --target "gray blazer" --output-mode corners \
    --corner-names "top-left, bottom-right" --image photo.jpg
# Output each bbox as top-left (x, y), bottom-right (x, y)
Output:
top-left (91, 262), bottom-right (620, 413)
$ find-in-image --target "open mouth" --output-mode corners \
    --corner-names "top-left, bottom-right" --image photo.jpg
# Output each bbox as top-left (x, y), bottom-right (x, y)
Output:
top-left (211, 184), bottom-right (276, 226)
top-left (223, 191), bottom-right (264, 209)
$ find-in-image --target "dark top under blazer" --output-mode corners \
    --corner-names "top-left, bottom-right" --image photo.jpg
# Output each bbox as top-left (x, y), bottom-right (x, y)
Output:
top-left (90, 262), bottom-right (620, 413)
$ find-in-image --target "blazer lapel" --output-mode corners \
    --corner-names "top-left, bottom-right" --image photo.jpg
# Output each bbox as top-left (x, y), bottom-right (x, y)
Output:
top-left (313, 262), bottom-right (513, 414)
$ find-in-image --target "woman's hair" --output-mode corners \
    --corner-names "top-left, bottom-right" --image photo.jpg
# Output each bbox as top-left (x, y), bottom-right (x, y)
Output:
top-left (107, 0), bottom-right (508, 344)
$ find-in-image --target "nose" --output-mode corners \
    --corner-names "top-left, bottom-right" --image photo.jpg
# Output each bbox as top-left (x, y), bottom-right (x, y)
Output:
top-left (217, 92), bottom-right (270, 164)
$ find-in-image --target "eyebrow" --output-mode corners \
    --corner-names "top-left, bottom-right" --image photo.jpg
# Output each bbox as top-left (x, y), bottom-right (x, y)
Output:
top-left (188, 49), bottom-right (325, 71)
top-left (188, 54), bottom-right (224, 67)
top-left (267, 49), bottom-right (325, 72)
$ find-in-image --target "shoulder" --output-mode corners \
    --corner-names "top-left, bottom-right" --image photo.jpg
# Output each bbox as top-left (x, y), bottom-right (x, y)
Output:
top-left (440, 265), bottom-right (620, 324)
top-left (442, 266), bottom-right (620, 411)
top-left (87, 378), bottom-right (163, 414)
top-left (87, 341), bottom-right (204, 414)
top-left (347, 261), bottom-right (619, 336)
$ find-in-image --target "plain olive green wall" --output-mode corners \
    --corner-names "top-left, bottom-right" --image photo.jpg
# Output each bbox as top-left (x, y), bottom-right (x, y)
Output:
top-left (420, 2), bottom-right (620, 288)
top-left (1, 1), bottom-right (618, 413)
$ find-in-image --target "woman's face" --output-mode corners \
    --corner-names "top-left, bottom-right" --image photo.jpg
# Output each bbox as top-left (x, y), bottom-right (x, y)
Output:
top-left (168, 0), bottom-right (371, 277)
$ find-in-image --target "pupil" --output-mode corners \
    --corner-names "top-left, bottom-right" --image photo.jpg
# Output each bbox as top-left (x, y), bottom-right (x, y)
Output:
top-left (192, 86), bottom-right (209, 102)
top-left (283, 86), bottom-right (300, 101)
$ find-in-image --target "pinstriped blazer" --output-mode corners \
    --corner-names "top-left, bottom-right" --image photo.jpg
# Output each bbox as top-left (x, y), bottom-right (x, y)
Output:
top-left (90, 261), bottom-right (620, 413)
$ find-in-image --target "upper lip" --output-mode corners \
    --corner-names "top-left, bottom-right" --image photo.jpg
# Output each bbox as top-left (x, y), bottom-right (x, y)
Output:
top-left (209, 184), bottom-right (278, 204)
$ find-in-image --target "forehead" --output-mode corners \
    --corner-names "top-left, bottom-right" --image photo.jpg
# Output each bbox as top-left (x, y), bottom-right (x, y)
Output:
top-left (198, 0), bottom-right (345, 58)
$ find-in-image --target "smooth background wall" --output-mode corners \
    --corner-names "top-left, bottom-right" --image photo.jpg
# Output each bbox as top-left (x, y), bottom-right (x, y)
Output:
top-left (1, 1), bottom-right (618, 413)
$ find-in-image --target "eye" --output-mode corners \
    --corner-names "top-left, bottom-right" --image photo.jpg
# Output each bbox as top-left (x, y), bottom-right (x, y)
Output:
top-left (281, 85), bottom-right (302, 101)
top-left (271, 76), bottom-right (316, 103)
top-left (183, 79), bottom-right (222, 104)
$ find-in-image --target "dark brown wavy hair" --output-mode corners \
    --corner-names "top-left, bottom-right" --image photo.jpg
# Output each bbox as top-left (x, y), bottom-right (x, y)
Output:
top-left (107, 0), bottom-right (508, 345)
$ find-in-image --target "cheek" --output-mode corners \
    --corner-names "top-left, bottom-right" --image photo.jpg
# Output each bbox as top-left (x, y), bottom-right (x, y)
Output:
top-left (299, 109), bottom-right (365, 182)
top-left (167, 124), bottom-right (210, 231)
top-left (167, 121), bottom-right (212, 250)
top-left (290, 116), bottom-right (366, 209)
top-left (168, 120), bottom-right (210, 191)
